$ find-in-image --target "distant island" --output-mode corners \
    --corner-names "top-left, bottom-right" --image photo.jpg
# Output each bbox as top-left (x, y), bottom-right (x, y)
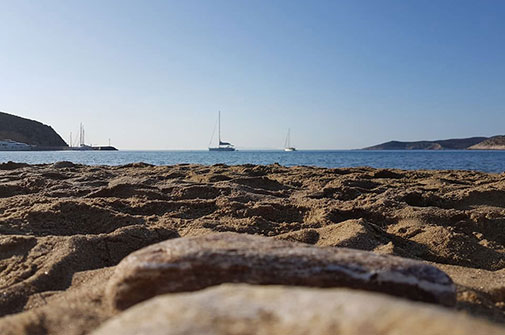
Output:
top-left (363, 136), bottom-right (505, 150)
top-left (467, 136), bottom-right (505, 150)
top-left (0, 111), bottom-right (117, 151)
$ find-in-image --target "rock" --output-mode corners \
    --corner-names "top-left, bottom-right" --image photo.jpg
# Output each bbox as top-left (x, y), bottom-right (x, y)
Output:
top-left (0, 161), bottom-right (29, 170)
top-left (93, 284), bottom-right (505, 335)
top-left (52, 161), bottom-right (75, 168)
top-left (105, 232), bottom-right (456, 310)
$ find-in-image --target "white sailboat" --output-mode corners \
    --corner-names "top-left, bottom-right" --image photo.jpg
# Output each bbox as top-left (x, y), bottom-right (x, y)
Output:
top-left (284, 128), bottom-right (296, 152)
top-left (209, 111), bottom-right (236, 151)
top-left (75, 123), bottom-right (93, 150)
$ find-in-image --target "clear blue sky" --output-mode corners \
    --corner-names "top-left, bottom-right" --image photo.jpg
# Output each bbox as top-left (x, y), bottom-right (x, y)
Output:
top-left (1, 0), bottom-right (504, 149)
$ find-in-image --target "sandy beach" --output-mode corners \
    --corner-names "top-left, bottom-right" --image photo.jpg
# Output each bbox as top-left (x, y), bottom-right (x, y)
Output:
top-left (0, 161), bottom-right (504, 334)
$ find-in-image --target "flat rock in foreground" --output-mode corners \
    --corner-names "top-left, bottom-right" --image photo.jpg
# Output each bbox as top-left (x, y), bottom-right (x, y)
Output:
top-left (94, 284), bottom-right (505, 335)
top-left (106, 232), bottom-right (456, 310)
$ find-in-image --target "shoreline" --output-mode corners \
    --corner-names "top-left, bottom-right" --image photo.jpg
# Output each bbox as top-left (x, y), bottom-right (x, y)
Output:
top-left (1, 149), bottom-right (505, 174)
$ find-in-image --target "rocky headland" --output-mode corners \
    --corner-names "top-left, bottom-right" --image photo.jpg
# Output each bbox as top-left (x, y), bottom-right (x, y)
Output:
top-left (0, 112), bottom-right (67, 148)
top-left (469, 136), bottom-right (505, 150)
top-left (364, 136), bottom-right (505, 150)
top-left (0, 162), bottom-right (504, 334)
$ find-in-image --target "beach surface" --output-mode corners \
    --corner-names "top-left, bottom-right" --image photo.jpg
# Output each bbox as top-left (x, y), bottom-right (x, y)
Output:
top-left (0, 161), bottom-right (504, 334)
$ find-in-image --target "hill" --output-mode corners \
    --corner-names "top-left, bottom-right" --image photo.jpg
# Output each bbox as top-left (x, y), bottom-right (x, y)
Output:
top-left (0, 111), bottom-right (67, 147)
top-left (468, 136), bottom-right (505, 150)
top-left (363, 137), bottom-right (489, 150)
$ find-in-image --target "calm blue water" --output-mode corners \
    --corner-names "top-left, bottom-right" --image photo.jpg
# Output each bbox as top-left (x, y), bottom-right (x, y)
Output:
top-left (0, 150), bottom-right (504, 173)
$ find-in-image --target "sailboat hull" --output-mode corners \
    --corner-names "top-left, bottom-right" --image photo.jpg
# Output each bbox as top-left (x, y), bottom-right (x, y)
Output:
top-left (209, 147), bottom-right (236, 151)
top-left (284, 147), bottom-right (296, 152)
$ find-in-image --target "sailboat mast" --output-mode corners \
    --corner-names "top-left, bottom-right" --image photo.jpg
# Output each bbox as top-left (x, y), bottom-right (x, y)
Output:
top-left (285, 128), bottom-right (291, 148)
top-left (218, 111), bottom-right (221, 144)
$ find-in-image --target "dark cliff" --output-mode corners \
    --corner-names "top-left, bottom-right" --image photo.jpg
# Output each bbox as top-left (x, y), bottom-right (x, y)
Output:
top-left (0, 111), bottom-right (67, 147)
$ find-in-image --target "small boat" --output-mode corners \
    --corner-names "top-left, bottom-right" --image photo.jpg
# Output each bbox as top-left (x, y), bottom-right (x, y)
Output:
top-left (0, 139), bottom-right (31, 151)
top-left (209, 111), bottom-right (236, 151)
top-left (284, 128), bottom-right (296, 151)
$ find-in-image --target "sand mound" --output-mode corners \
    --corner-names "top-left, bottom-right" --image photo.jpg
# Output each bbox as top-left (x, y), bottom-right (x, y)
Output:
top-left (0, 163), bottom-right (504, 334)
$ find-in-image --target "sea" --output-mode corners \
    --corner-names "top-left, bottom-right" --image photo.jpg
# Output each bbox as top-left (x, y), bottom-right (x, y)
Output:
top-left (1, 150), bottom-right (505, 173)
